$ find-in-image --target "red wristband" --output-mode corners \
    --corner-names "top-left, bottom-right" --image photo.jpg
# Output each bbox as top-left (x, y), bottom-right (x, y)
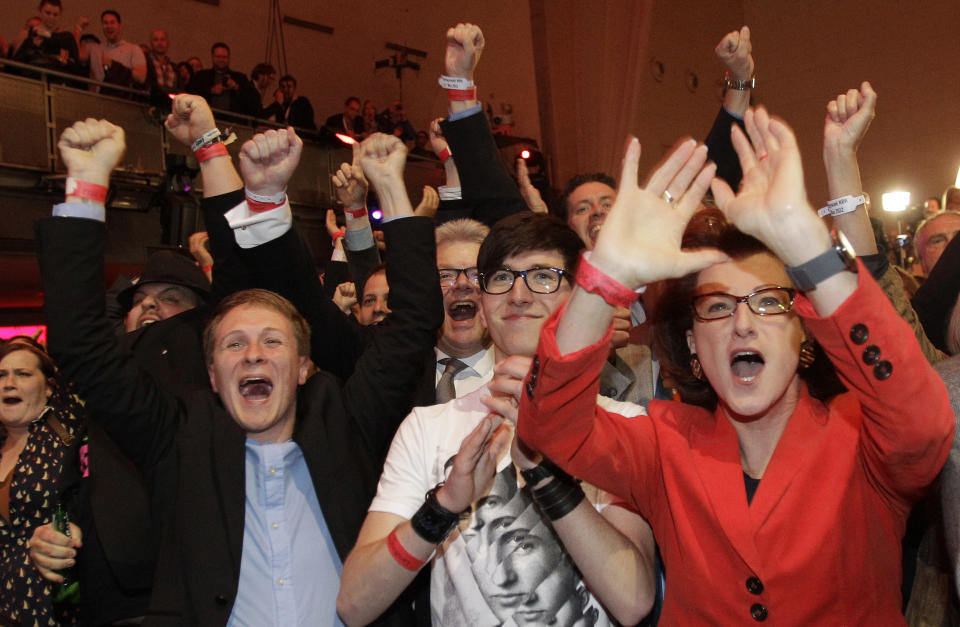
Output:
top-left (196, 142), bottom-right (229, 163)
top-left (331, 230), bottom-right (345, 241)
top-left (65, 177), bottom-right (108, 203)
top-left (246, 196), bottom-right (285, 213)
top-left (437, 147), bottom-right (452, 162)
top-left (201, 264), bottom-right (213, 273)
top-left (344, 206), bottom-right (368, 219)
top-left (575, 251), bottom-right (639, 308)
top-left (386, 528), bottom-right (426, 571)
top-left (447, 87), bottom-right (477, 101)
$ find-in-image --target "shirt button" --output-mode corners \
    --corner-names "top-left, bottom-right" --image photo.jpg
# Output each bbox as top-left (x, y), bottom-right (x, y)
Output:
top-left (746, 577), bottom-right (764, 595)
top-left (850, 323), bottom-right (869, 344)
top-left (272, 522), bottom-right (279, 529)
top-left (750, 603), bottom-right (768, 621)
top-left (862, 345), bottom-right (881, 365)
top-left (874, 360), bottom-right (893, 380)
top-left (278, 578), bottom-right (285, 585)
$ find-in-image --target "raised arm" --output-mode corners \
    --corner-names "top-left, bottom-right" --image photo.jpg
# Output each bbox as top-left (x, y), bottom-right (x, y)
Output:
top-left (342, 133), bottom-right (444, 459)
top-left (438, 23), bottom-right (528, 226)
top-left (165, 94), bottom-right (252, 303)
top-left (38, 119), bottom-right (181, 471)
top-left (705, 25), bottom-right (755, 189)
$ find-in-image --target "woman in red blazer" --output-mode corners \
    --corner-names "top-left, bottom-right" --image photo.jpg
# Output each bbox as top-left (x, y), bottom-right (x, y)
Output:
top-left (515, 106), bottom-right (954, 625)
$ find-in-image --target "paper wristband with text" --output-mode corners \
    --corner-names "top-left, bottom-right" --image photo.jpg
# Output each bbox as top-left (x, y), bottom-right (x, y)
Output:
top-left (65, 178), bottom-right (108, 204)
top-left (386, 529), bottom-right (427, 571)
top-left (575, 251), bottom-right (641, 309)
top-left (196, 142), bottom-right (229, 163)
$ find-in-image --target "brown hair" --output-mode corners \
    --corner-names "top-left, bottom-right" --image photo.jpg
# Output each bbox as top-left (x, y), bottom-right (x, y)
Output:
top-left (0, 342), bottom-right (58, 391)
top-left (202, 289), bottom-right (310, 364)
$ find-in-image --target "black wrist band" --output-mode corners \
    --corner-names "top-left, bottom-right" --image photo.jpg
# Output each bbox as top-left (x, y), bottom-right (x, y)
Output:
top-left (530, 470), bottom-right (585, 521)
top-left (410, 485), bottom-right (462, 544)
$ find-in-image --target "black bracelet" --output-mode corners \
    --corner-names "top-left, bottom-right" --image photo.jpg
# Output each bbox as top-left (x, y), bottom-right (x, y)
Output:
top-left (410, 485), bottom-right (462, 544)
top-left (530, 467), bottom-right (585, 521)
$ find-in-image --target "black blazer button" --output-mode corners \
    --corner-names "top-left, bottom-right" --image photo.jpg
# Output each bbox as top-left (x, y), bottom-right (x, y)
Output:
top-left (750, 603), bottom-right (768, 621)
top-left (862, 345), bottom-right (881, 365)
top-left (873, 360), bottom-right (893, 380)
top-left (850, 323), bottom-right (869, 344)
top-left (746, 576), bottom-right (764, 595)
top-left (215, 594), bottom-right (228, 606)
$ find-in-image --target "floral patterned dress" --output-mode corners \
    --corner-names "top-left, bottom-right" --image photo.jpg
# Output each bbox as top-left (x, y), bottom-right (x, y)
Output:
top-left (0, 389), bottom-right (84, 626)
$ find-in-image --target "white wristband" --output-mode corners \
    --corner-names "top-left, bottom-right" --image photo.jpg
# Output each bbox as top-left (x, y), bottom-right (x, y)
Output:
top-left (191, 128), bottom-right (222, 152)
top-left (246, 189), bottom-right (287, 204)
top-left (817, 193), bottom-right (869, 218)
top-left (438, 75), bottom-right (474, 90)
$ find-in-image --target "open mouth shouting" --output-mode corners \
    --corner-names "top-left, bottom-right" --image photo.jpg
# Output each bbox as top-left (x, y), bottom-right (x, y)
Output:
top-left (730, 351), bottom-right (764, 383)
top-left (2, 395), bottom-right (23, 406)
top-left (239, 376), bottom-right (273, 401)
top-left (447, 300), bottom-right (478, 322)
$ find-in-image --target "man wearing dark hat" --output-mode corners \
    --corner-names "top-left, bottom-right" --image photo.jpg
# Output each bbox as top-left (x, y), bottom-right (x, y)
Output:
top-left (119, 249), bottom-right (210, 331)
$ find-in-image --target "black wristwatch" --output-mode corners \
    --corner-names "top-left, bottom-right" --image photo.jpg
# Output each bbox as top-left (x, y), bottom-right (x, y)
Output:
top-left (784, 229), bottom-right (858, 291)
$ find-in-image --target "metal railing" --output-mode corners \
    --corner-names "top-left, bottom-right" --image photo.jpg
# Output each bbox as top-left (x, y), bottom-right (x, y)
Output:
top-left (0, 58), bottom-right (444, 211)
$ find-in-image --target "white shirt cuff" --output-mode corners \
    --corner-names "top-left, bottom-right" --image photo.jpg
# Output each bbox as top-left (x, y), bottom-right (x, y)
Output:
top-left (224, 199), bottom-right (293, 248)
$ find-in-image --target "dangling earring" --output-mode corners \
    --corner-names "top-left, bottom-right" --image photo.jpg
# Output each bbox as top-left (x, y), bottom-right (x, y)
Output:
top-left (690, 354), bottom-right (704, 380)
top-left (798, 340), bottom-right (815, 371)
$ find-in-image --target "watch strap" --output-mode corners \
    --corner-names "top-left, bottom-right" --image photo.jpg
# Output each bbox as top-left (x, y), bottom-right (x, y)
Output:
top-left (785, 245), bottom-right (853, 291)
top-left (520, 463), bottom-right (553, 487)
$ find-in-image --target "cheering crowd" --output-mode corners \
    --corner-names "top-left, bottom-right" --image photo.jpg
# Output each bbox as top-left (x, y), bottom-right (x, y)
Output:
top-left (2, 18), bottom-right (960, 627)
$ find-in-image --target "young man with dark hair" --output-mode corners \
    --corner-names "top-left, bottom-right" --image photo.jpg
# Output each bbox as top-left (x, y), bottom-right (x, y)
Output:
top-left (337, 25), bottom-right (656, 627)
top-left (325, 96), bottom-right (363, 138)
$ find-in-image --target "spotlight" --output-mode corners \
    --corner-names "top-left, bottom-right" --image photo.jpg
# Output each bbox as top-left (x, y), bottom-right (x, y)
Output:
top-left (335, 133), bottom-right (357, 145)
top-left (370, 209), bottom-right (383, 220)
top-left (520, 149), bottom-right (531, 160)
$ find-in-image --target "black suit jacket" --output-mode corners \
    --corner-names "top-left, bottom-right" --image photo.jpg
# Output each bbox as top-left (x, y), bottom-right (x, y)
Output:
top-left (38, 211), bottom-right (440, 626)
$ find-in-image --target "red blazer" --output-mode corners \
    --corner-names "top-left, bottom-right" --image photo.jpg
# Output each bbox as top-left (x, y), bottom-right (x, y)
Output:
top-left (519, 271), bottom-right (953, 626)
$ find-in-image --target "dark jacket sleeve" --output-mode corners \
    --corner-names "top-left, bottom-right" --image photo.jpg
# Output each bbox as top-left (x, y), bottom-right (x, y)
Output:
top-left (37, 217), bottom-right (182, 472)
top-left (341, 216), bottom-right (444, 460)
top-left (704, 107), bottom-right (746, 190)
top-left (201, 189), bottom-right (256, 304)
top-left (236, 224), bottom-right (370, 380)
top-left (912, 232), bottom-right (960, 352)
top-left (440, 111), bottom-right (528, 228)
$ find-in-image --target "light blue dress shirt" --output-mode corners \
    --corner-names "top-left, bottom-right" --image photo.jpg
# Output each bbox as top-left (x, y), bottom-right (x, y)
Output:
top-left (228, 439), bottom-right (344, 627)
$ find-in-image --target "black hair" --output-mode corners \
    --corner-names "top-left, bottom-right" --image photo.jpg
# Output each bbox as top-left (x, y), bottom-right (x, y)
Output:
top-left (477, 212), bottom-right (584, 280)
top-left (100, 9), bottom-right (121, 22)
top-left (278, 74), bottom-right (296, 86)
top-left (211, 42), bottom-right (229, 54)
top-left (558, 172), bottom-right (617, 222)
top-left (251, 63), bottom-right (276, 81)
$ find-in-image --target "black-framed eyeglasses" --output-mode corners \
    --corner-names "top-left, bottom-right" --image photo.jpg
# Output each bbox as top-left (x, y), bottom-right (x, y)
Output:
top-left (692, 287), bottom-right (796, 321)
top-left (438, 267), bottom-right (479, 288)
top-left (479, 267), bottom-right (567, 295)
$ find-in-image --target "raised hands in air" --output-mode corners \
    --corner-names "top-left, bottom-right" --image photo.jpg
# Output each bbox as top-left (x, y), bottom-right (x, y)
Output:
top-left (332, 142), bottom-right (369, 212)
top-left (164, 94), bottom-right (216, 148)
top-left (823, 81), bottom-right (877, 157)
top-left (715, 25), bottom-right (754, 83)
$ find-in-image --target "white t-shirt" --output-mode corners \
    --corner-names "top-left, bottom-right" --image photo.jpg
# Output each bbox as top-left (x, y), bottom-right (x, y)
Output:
top-left (370, 385), bottom-right (647, 626)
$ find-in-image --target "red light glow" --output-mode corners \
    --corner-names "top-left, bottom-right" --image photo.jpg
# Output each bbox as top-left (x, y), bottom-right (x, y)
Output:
top-left (335, 133), bottom-right (357, 145)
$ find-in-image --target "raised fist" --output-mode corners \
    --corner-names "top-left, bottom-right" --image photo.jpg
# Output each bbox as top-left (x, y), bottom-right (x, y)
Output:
top-left (165, 94), bottom-right (217, 148)
top-left (715, 25), bottom-right (754, 82)
top-left (358, 133), bottom-right (407, 190)
top-left (238, 127), bottom-right (303, 198)
top-left (58, 118), bottom-right (126, 186)
top-left (445, 23), bottom-right (484, 79)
